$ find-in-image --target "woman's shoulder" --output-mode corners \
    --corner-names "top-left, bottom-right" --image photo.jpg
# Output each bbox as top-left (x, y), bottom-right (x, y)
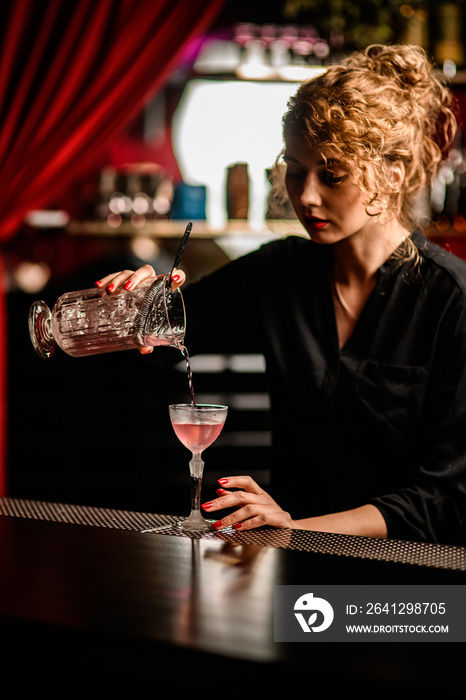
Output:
top-left (414, 231), bottom-right (466, 293)
top-left (255, 234), bottom-right (327, 264)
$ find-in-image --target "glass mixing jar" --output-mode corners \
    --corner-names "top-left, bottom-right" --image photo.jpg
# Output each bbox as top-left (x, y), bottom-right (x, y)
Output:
top-left (28, 274), bottom-right (185, 359)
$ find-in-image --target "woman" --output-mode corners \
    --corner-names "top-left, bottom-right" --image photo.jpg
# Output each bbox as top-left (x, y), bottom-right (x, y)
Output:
top-left (97, 45), bottom-right (466, 543)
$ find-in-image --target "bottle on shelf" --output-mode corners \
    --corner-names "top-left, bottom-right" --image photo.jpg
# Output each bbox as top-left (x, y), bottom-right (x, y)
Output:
top-left (433, 1), bottom-right (464, 71)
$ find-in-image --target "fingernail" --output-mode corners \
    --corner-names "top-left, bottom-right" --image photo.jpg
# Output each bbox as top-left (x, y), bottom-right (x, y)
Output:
top-left (216, 488), bottom-right (227, 495)
top-left (218, 478), bottom-right (228, 485)
top-left (171, 274), bottom-right (181, 282)
top-left (232, 522), bottom-right (243, 530)
top-left (212, 520), bottom-right (223, 529)
top-left (106, 283), bottom-right (115, 292)
top-left (124, 280), bottom-right (134, 291)
top-left (95, 280), bottom-right (102, 287)
top-left (202, 502), bottom-right (213, 510)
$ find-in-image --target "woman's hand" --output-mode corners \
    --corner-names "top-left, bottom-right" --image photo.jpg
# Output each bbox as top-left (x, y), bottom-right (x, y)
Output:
top-left (94, 264), bottom-right (186, 354)
top-left (95, 264), bottom-right (186, 294)
top-left (202, 476), bottom-right (297, 531)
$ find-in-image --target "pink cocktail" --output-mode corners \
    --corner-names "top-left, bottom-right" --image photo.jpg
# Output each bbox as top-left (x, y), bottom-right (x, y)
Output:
top-left (171, 422), bottom-right (224, 454)
top-left (169, 403), bottom-right (228, 532)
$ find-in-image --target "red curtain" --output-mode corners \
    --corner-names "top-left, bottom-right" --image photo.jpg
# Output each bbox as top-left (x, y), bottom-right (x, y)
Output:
top-left (0, 0), bottom-right (226, 495)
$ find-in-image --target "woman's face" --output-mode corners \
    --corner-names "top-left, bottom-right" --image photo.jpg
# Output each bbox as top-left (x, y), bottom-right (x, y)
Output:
top-left (284, 134), bottom-right (375, 244)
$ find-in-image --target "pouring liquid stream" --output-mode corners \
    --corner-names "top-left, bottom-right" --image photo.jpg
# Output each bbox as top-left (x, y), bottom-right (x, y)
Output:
top-left (178, 343), bottom-right (196, 406)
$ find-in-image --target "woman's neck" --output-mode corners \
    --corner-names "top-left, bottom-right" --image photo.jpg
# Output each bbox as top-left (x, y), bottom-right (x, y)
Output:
top-left (332, 218), bottom-right (409, 286)
top-left (330, 219), bottom-right (410, 348)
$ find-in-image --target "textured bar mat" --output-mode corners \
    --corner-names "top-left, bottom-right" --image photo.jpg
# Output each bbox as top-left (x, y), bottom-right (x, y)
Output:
top-left (1, 497), bottom-right (465, 571)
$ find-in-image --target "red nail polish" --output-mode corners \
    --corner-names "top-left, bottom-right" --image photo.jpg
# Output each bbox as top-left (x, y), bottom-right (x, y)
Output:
top-left (218, 478), bottom-right (228, 485)
top-left (213, 520), bottom-right (223, 529)
top-left (123, 280), bottom-right (134, 291)
top-left (95, 280), bottom-right (102, 287)
top-left (202, 502), bottom-right (213, 510)
top-left (106, 283), bottom-right (115, 292)
top-left (216, 488), bottom-right (227, 495)
top-left (171, 274), bottom-right (181, 282)
top-left (232, 522), bottom-right (243, 530)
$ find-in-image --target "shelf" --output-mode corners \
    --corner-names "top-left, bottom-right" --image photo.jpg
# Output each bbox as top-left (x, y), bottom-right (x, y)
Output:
top-left (65, 219), bottom-right (307, 239)
top-left (65, 219), bottom-right (466, 244)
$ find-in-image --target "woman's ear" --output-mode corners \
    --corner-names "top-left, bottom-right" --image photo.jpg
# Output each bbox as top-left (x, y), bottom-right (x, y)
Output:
top-left (389, 160), bottom-right (405, 192)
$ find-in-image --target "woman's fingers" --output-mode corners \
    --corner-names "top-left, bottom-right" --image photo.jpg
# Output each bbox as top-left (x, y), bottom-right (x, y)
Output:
top-left (138, 346), bottom-right (154, 355)
top-left (95, 265), bottom-right (186, 293)
top-left (211, 504), bottom-right (295, 531)
top-left (202, 490), bottom-right (262, 513)
top-left (216, 475), bottom-right (265, 495)
top-left (93, 264), bottom-right (185, 357)
top-left (95, 269), bottom-right (134, 291)
top-left (202, 477), bottom-right (267, 513)
top-left (170, 267), bottom-right (186, 291)
top-left (95, 264), bottom-right (157, 292)
top-left (201, 475), bottom-right (296, 530)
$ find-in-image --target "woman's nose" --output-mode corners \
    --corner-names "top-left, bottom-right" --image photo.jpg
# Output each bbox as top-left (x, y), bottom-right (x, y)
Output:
top-left (300, 174), bottom-right (322, 207)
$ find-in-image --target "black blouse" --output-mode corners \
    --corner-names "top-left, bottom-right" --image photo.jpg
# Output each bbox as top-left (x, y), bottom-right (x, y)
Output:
top-left (181, 230), bottom-right (466, 544)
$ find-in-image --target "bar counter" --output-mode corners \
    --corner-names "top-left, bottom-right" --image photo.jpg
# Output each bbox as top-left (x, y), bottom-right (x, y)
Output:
top-left (1, 498), bottom-right (465, 695)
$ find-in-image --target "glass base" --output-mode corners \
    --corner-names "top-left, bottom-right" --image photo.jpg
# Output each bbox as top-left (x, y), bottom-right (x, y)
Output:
top-left (177, 514), bottom-right (214, 532)
top-left (29, 300), bottom-right (56, 359)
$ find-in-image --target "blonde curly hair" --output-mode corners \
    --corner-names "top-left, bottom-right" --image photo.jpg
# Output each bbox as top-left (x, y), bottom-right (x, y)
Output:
top-left (270, 44), bottom-right (457, 259)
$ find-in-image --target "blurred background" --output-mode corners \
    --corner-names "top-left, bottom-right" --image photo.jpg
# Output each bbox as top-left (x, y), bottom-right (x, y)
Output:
top-left (1, 0), bottom-right (466, 515)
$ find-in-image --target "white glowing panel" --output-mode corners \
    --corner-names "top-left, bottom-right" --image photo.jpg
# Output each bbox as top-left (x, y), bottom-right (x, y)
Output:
top-left (172, 80), bottom-right (301, 228)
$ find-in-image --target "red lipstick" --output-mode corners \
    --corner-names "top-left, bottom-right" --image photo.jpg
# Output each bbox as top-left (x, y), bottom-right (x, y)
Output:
top-left (306, 216), bottom-right (328, 229)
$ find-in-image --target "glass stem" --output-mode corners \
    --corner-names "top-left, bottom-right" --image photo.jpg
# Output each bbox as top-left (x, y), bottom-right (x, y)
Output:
top-left (189, 452), bottom-right (204, 514)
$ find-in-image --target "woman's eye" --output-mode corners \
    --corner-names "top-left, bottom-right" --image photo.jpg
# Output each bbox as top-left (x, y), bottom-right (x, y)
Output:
top-left (323, 171), bottom-right (346, 186)
top-left (285, 169), bottom-right (304, 180)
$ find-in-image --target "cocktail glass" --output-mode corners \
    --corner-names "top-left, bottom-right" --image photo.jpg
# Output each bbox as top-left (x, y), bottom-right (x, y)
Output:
top-left (169, 403), bottom-right (228, 532)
